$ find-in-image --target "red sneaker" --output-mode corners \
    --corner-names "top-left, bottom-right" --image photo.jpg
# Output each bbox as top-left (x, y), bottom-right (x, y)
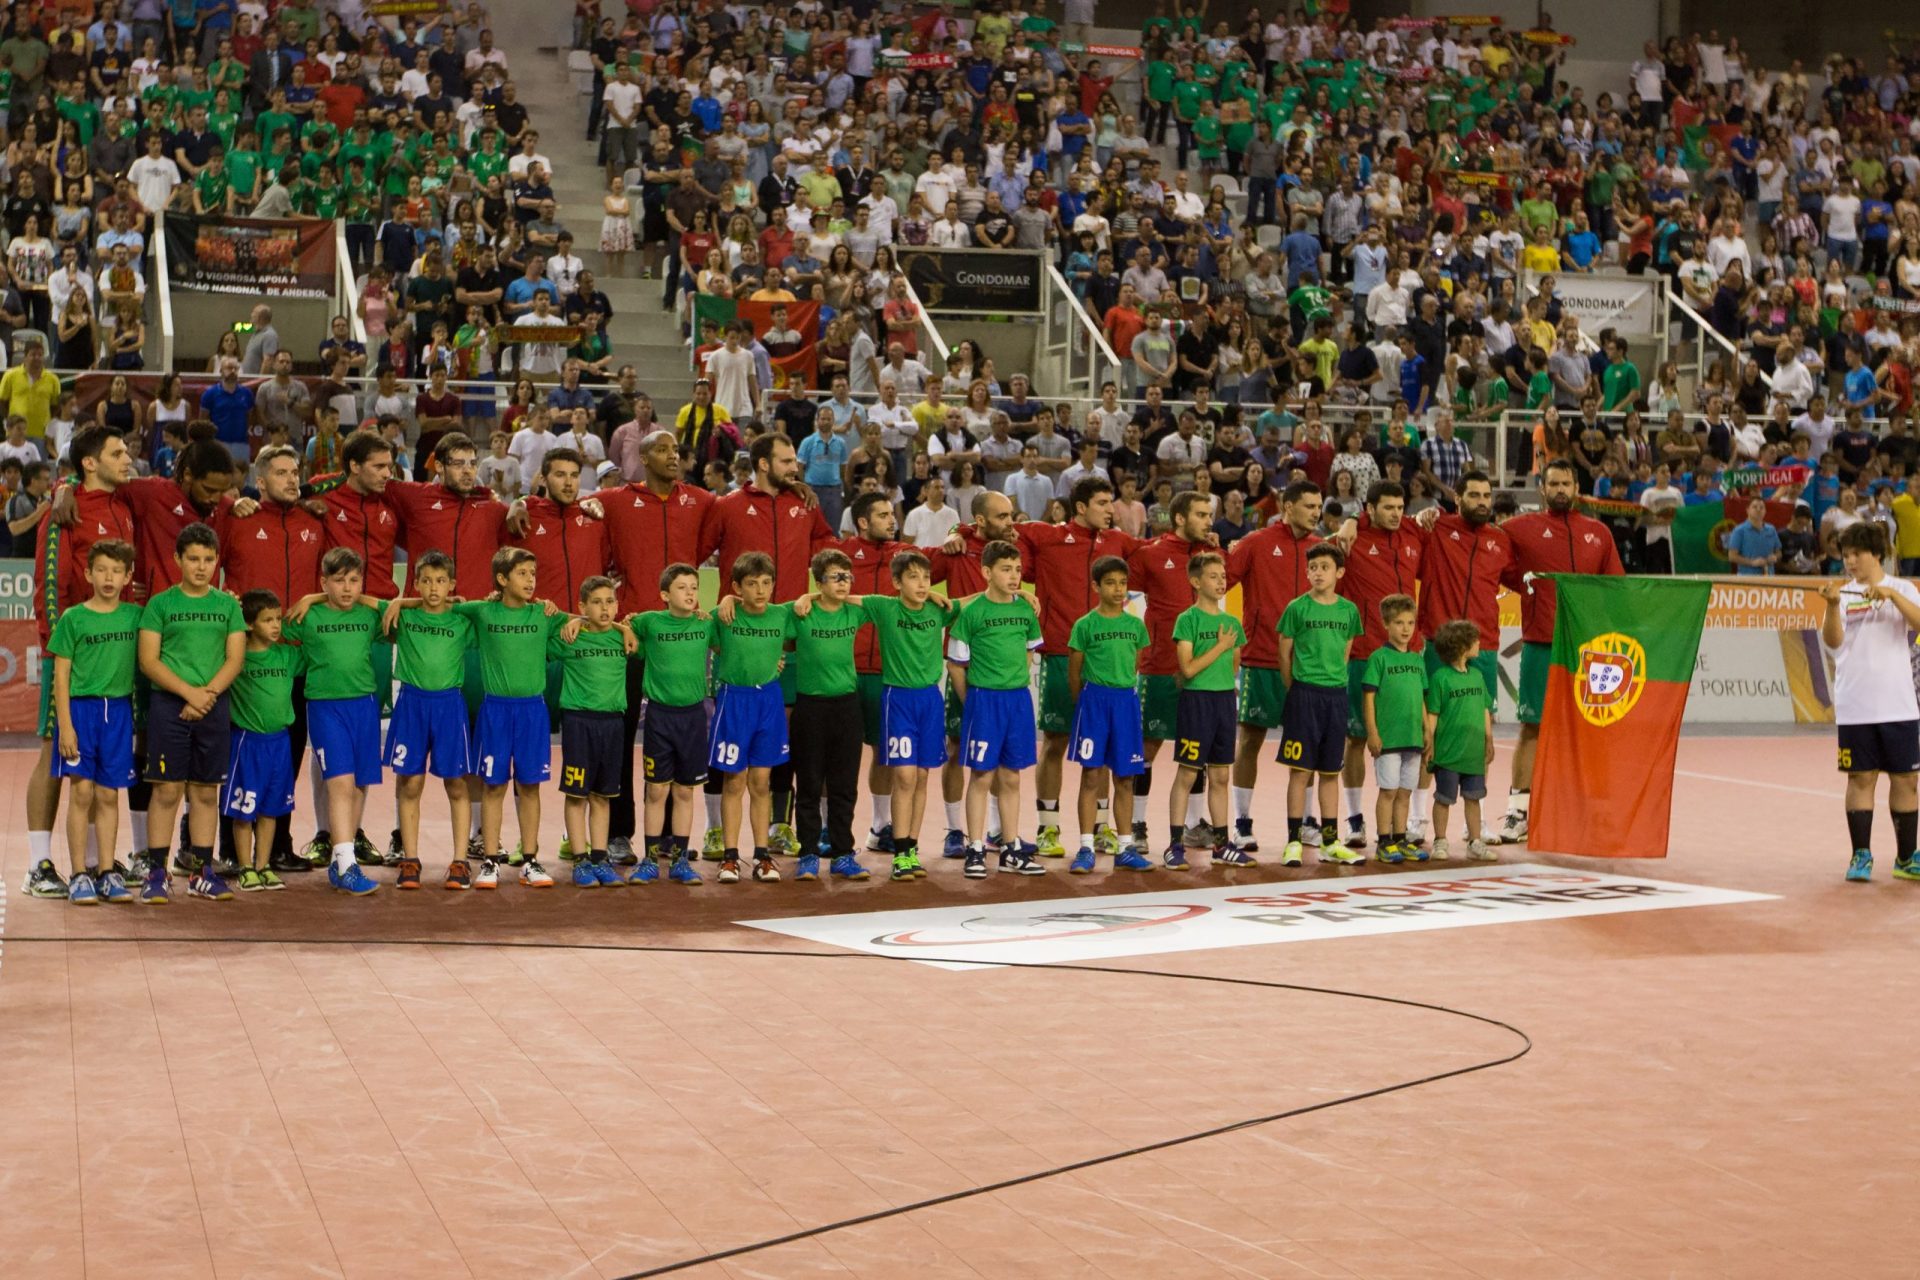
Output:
top-left (396, 857), bottom-right (422, 890)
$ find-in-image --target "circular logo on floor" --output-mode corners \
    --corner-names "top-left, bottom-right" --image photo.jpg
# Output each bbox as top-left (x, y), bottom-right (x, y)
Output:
top-left (873, 903), bottom-right (1210, 948)
top-left (1575, 630), bottom-right (1647, 728)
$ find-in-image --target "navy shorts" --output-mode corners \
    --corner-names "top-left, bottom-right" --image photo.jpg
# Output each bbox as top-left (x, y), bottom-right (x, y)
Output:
top-left (147, 688), bottom-right (232, 785)
top-left (710, 680), bottom-right (790, 772)
top-left (1069, 683), bottom-right (1146, 777)
top-left (1433, 767), bottom-right (1488, 805)
top-left (222, 728), bottom-right (295, 819)
top-left (561, 709), bottom-right (626, 797)
top-left (1278, 681), bottom-right (1347, 775)
top-left (960, 685), bottom-right (1037, 772)
top-left (882, 684), bottom-right (947, 768)
top-left (308, 694), bottom-right (384, 787)
top-left (475, 694), bottom-right (552, 786)
top-left (644, 700), bottom-right (709, 786)
top-left (1174, 688), bottom-right (1237, 767)
top-left (1838, 720), bottom-right (1920, 775)
top-left (386, 684), bottom-right (472, 779)
top-left (51, 695), bottom-right (137, 789)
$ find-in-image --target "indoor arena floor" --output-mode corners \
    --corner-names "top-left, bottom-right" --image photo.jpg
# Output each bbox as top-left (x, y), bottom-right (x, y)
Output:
top-left (0, 730), bottom-right (1911, 1280)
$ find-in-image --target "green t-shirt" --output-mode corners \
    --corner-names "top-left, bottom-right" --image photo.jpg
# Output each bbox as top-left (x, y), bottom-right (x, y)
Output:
top-left (1525, 369), bottom-right (1552, 410)
top-left (1361, 644), bottom-right (1427, 751)
top-left (457, 599), bottom-right (563, 698)
top-left (947, 595), bottom-right (1042, 691)
top-left (1146, 60), bottom-right (1176, 103)
top-left (256, 110), bottom-right (298, 151)
top-left (195, 167), bottom-right (229, 210)
top-left (283, 599), bottom-right (381, 701)
top-left (785, 600), bottom-right (866, 698)
top-left (1602, 361), bottom-right (1641, 411)
top-left (633, 610), bottom-right (712, 707)
top-left (1172, 605), bottom-right (1244, 691)
top-left (139, 585), bottom-right (244, 688)
top-left (1068, 608), bottom-right (1149, 690)
top-left (711, 603), bottom-right (792, 688)
top-left (1427, 661), bottom-right (1491, 774)
top-left (47, 601), bottom-right (143, 699)
top-left (230, 642), bottom-right (299, 734)
top-left (225, 148), bottom-right (261, 200)
top-left (1172, 78), bottom-right (1208, 123)
top-left (394, 606), bottom-right (472, 692)
top-left (862, 594), bottom-right (948, 689)
top-left (549, 625), bottom-right (629, 713)
top-left (1192, 114), bottom-right (1223, 158)
top-left (1277, 593), bottom-right (1361, 689)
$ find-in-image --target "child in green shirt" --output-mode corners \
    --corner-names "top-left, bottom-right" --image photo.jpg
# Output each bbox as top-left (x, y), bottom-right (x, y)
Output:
top-left (1168, 551), bottom-right (1247, 869)
top-left (48, 538), bottom-right (142, 904)
top-left (225, 589), bottom-right (300, 892)
top-left (380, 550), bottom-right (475, 888)
top-left (137, 523), bottom-right (246, 904)
top-left (1361, 594), bottom-right (1429, 864)
top-left (708, 551), bottom-right (793, 884)
top-left (947, 540), bottom-right (1045, 880)
top-left (630, 563), bottom-right (714, 885)
top-left (784, 548), bottom-right (871, 883)
top-left (1066, 555), bottom-right (1153, 874)
top-left (551, 575), bottom-right (637, 886)
top-left (1277, 543), bottom-right (1364, 867)
top-left (1424, 619), bottom-right (1496, 862)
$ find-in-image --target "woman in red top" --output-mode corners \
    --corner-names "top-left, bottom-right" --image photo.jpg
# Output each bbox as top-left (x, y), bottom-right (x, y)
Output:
top-left (882, 275), bottom-right (920, 356)
top-left (679, 207), bottom-right (719, 274)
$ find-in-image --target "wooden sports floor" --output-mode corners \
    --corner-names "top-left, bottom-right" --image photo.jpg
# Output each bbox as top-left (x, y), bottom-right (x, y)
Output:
top-left (0, 731), bottom-right (1911, 1279)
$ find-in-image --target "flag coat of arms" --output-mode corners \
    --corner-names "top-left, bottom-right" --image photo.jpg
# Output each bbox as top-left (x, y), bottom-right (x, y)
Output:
top-left (1530, 576), bottom-right (1711, 858)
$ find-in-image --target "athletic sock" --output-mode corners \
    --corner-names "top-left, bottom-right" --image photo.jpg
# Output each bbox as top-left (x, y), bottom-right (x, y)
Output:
top-left (1897, 810), bottom-right (1918, 862)
top-left (644, 836), bottom-right (662, 860)
top-left (590, 848), bottom-right (608, 863)
top-left (1232, 786), bottom-right (1254, 823)
top-left (190, 845), bottom-right (212, 873)
top-left (310, 764), bottom-right (327, 816)
top-left (468, 807), bottom-right (483, 840)
top-left (705, 792), bottom-right (723, 830)
top-left (331, 841), bottom-right (356, 872)
top-left (1847, 809), bottom-right (1873, 852)
top-left (1343, 787), bottom-right (1364, 823)
top-left (1321, 820), bottom-right (1339, 845)
top-left (1037, 799), bottom-right (1059, 828)
top-left (148, 846), bottom-right (169, 872)
top-left (872, 794), bottom-right (893, 830)
top-left (1135, 766), bottom-right (1152, 798)
top-left (28, 830), bottom-right (51, 863)
top-left (128, 811), bottom-right (148, 853)
top-left (1080, 833), bottom-right (1094, 850)
top-left (1508, 789), bottom-right (1531, 815)
top-left (986, 793), bottom-right (1001, 833)
top-left (1409, 788), bottom-right (1430, 824)
top-left (1287, 818), bottom-right (1302, 841)
top-left (84, 829), bottom-right (100, 871)
top-left (1185, 790), bottom-right (1208, 826)
top-left (1095, 800), bottom-right (1111, 831)
top-left (945, 800), bottom-right (964, 830)
top-left (1301, 791), bottom-right (1318, 823)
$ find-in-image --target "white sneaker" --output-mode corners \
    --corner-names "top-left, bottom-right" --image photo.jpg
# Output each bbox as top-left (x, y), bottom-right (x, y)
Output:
top-left (1466, 838), bottom-right (1496, 862)
top-left (1479, 822), bottom-right (1503, 846)
top-left (1405, 818), bottom-right (1427, 847)
top-left (1300, 822), bottom-right (1323, 848)
top-left (1430, 837), bottom-right (1452, 861)
top-left (1497, 811), bottom-right (1528, 844)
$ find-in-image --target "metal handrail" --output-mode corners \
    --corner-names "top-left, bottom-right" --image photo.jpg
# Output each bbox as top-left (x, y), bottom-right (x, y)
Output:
top-left (336, 219), bottom-right (367, 348)
top-left (1669, 289), bottom-right (1774, 389)
top-left (897, 272), bottom-right (950, 364)
top-left (154, 220), bottom-right (175, 375)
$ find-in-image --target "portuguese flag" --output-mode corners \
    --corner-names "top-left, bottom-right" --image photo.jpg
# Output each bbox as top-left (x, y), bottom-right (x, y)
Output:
top-left (1530, 576), bottom-right (1711, 858)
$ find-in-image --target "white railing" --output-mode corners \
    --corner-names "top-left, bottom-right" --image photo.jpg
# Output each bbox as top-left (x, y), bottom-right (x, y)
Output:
top-left (1668, 289), bottom-right (1772, 401)
top-left (1039, 264), bottom-right (1121, 403)
top-left (154, 220), bottom-right (175, 375)
top-left (336, 219), bottom-right (366, 348)
top-left (898, 272), bottom-right (950, 365)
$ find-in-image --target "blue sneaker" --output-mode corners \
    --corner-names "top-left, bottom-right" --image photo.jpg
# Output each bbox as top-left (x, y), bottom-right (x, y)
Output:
top-left (1069, 849), bottom-right (1096, 874)
top-left (628, 858), bottom-right (660, 885)
top-left (1213, 846), bottom-right (1258, 868)
top-left (97, 870), bottom-right (132, 903)
top-left (572, 861), bottom-right (599, 887)
top-left (1847, 849), bottom-right (1873, 882)
top-left (1378, 841), bottom-right (1406, 865)
top-left (943, 828), bottom-right (967, 858)
top-left (590, 860), bottom-right (623, 887)
top-left (794, 853), bottom-right (820, 881)
top-left (67, 872), bottom-right (98, 905)
top-left (865, 824), bottom-right (895, 854)
top-left (1115, 849), bottom-right (1156, 872)
top-left (1163, 844), bottom-right (1191, 871)
top-left (830, 854), bottom-right (870, 881)
top-left (1409, 843), bottom-right (1430, 863)
top-left (139, 868), bottom-right (170, 905)
top-left (189, 868), bottom-right (234, 901)
top-left (331, 863), bottom-right (379, 896)
top-left (668, 855), bottom-right (701, 885)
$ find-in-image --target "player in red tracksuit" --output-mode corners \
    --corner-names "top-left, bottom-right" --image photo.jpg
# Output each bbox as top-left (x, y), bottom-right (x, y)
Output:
top-left (509, 450), bottom-right (612, 611)
top-left (930, 489), bottom-right (1017, 856)
top-left (114, 425), bottom-right (242, 600)
top-left (384, 433), bottom-right (508, 599)
top-left (1016, 475), bottom-right (1144, 856)
top-left (1127, 491), bottom-right (1217, 849)
top-left (309, 432), bottom-right (402, 600)
top-left (595, 428), bottom-right (715, 858)
top-left (1224, 477), bottom-right (1323, 848)
top-left (1337, 480), bottom-right (1424, 847)
top-left (695, 434), bottom-right (834, 854)
top-left (1497, 458), bottom-right (1625, 842)
top-left (837, 491), bottom-right (915, 854)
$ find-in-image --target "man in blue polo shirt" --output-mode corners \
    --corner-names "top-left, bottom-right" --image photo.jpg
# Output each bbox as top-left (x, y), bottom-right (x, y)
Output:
top-left (1725, 499), bottom-right (1782, 576)
top-left (198, 356), bottom-right (256, 460)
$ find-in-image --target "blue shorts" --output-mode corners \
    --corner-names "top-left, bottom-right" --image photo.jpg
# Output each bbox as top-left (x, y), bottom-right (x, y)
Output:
top-left (1278, 681), bottom-right (1347, 775)
top-left (50, 696), bottom-right (137, 789)
top-left (881, 684), bottom-right (947, 768)
top-left (147, 688), bottom-right (232, 785)
top-left (1068, 683), bottom-right (1145, 777)
top-left (1175, 688), bottom-right (1237, 768)
top-left (960, 685), bottom-right (1037, 772)
top-left (1433, 767), bottom-right (1488, 805)
top-left (474, 694), bottom-right (552, 786)
top-left (560, 709), bottom-right (626, 797)
top-left (221, 728), bottom-right (295, 819)
top-left (710, 680), bottom-right (789, 772)
top-left (644, 700), bottom-right (709, 786)
top-left (386, 684), bottom-right (473, 779)
top-left (308, 695), bottom-right (384, 786)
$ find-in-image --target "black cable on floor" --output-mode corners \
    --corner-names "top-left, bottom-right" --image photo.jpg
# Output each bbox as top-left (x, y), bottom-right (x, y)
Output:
top-left (0, 935), bottom-right (1532, 1276)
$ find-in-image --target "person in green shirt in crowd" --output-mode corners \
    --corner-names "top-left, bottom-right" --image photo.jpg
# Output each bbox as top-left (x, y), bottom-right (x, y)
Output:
top-left (48, 538), bottom-right (142, 905)
top-left (1276, 543), bottom-right (1364, 869)
top-left (1424, 619), bottom-right (1496, 863)
top-left (631, 563), bottom-right (714, 887)
top-left (1066, 555), bottom-right (1155, 874)
top-left (1171, 65), bottom-right (1208, 168)
top-left (192, 147), bottom-right (231, 214)
top-left (225, 125), bottom-right (262, 206)
top-left (284, 547), bottom-right (388, 897)
top-left (550, 575), bottom-right (638, 888)
top-left (1192, 98), bottom-right (1225, 184)
top-left (224, 589), bottom-right (300, 893)
top-left (1144, 53), bottom-right (1177, 144)
top-left (782, 547), bottom-right (873, 884)
top-left (452, 547), bottom-right (568, 890)
top-left (1166, 551), bottom-right (1247, 870)
top-left (137, 523), bottom-right (247, 904)
top-left (1601, 335), bottom-right (1643, 411)
top-left (947, 539), bottom-right (1045, 882)
top-left (1361, 594), bottom-right (1429, 865)
top-left (707, 551), bottom-right (793, 885)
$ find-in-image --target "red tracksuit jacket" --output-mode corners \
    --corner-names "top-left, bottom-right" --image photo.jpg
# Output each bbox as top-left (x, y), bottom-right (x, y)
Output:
top-left (839, 534), bottom-right (915, 673)
top-left (1406, 511), bottom-right (1513, 649)
top-left (312, 478), bottom-right (402, 599)
top-left (598, 480), bottom-right (716, 615)
top-left (118, 476), bottom-right (226, 598)
top-left (510, 495), bottom-right (612, 609)
top-left (700, 483), bottom-right (835, 603)
top-left (215, 497), bottom-right (325, 605)
top-left (1502, 508), bottom-right (1626, 644)
top-left (1017, 519), bottom-right (1144, 655)
top-left (1225, 521), bottom-right (1321, 668)
top-left (1128, 532), bottom-right (1209, 676)
top-left (35, 487), bottom-right (136, 642)
top-left (386, 480), bottom-right (507, 599)
top-left (1340, 516), bottom-right (1425, 661)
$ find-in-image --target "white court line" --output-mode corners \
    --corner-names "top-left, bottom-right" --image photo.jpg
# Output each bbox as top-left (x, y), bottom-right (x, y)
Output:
top-left (1673, 769), bottom-right (1843, 799)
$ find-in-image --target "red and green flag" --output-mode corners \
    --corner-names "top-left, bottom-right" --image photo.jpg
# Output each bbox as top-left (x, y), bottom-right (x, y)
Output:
top-left (1530, 576), bottom-right (1711, 859)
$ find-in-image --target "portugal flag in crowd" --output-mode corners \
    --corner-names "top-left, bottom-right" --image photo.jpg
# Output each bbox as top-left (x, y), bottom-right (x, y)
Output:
top-left (1530, 577), bottom-right (1711, 859)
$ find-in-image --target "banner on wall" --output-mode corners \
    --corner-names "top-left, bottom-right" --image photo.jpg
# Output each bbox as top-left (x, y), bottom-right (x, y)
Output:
top-left (896, 248), bottom-right (1044, 313)
top-left (1522, 269), bottom-right (1665, 336)
top-left (164, 214), bottom-right (338, 298)
top-left (0, 558), bottom-right (40, 733)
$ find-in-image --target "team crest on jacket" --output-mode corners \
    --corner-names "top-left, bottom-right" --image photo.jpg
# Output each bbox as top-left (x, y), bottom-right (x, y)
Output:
top-left (1576, 631), bottom-right (1646, 728)
top-left (256, 528), bottom-right (268, 539)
